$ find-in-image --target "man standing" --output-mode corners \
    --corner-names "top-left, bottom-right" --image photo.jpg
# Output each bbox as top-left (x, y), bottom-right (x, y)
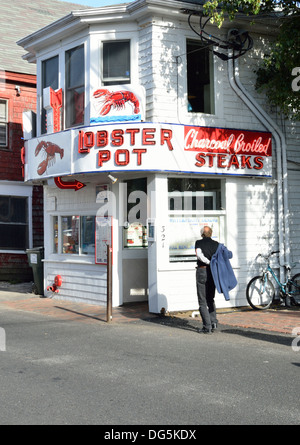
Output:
top-left (195, 226), bottom-right (219, 334)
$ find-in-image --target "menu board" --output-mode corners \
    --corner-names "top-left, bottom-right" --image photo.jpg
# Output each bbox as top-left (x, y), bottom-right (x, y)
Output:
top-left (95, 216), bottom-right (112, 264)
top-left (169, 216), bottom-right (220, 260)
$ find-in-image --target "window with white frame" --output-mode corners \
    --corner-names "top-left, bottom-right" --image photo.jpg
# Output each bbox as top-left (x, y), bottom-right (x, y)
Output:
top-left (102, 41), bottom-right (130, 85)
top-left (65, 45), bottom-right (85, 128)
top-left (168, 178), bottom-right (224, 262)
top-left (0, 196), bottom-right (29, 250)
top-left (53, 215), bottom-right (95, 255)
top-left (186, 39), bottom-right (215, 114)
top-left (0, 99), bottom-right (8, 148)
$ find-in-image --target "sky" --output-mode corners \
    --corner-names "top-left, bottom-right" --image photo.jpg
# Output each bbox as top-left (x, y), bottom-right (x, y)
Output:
top-left (63, 0), bottom-right (134, 6)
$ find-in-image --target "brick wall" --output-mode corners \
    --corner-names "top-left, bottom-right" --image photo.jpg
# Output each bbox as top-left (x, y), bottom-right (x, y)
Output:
top-left (0, 72), bottom-right (44, 283)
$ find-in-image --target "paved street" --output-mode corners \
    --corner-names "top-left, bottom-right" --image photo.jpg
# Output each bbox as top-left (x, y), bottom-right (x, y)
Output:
top-left (0, 287), bottom-right (299, 426)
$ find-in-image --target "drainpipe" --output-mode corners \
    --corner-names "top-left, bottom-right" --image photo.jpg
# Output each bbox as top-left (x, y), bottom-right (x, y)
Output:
top-left (228, 52), bottom-right (290, 281)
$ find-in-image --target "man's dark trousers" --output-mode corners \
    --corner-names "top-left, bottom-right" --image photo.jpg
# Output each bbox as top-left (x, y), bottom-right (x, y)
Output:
top-left (196, 266), bottom-right (217, 330)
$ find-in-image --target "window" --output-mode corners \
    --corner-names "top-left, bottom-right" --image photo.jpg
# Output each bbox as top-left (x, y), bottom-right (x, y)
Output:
top-left (58, 215), bottom-right (95, 255)
top-left (187, 40), bottom-right (214, 114)
top-left (53, 216), bottom-right (58, 253)
top-left (65, 45), bottom-right (85, 128)
top-left (62, 216), bottom-right (79, 254)
top-left (168, 178), bottom-right (224, 262)
top-left (0, 196), bottom-right (29, 250)
top-left (168, 178), bottom-right (222, 211)
top-left (123, 178), bottom-right (148, 248)
top-left (41, 56), bottom-right (59, 134)
top-left (103, 41), bottom-right (130, 85)
top-left (0, 99), bottom-right (8, 148)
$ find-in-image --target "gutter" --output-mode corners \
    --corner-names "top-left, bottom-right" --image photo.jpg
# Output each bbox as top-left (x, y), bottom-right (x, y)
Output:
top-left (228, 52), bottom-right (290, 281)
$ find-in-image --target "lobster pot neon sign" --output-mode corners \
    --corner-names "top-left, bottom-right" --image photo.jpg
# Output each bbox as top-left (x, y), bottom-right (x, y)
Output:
top-left (90, 85), bottom-right (146, 124)
top-left (24, 123), bottom-right (272, 181)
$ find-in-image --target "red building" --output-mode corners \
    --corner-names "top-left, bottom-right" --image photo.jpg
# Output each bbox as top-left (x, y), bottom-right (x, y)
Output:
top-left (0, 0), bottom-right (89, 282)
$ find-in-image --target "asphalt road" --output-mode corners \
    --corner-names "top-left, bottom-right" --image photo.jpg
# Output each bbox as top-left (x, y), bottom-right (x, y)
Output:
top-left (0, 304), bottom-right (299, 426)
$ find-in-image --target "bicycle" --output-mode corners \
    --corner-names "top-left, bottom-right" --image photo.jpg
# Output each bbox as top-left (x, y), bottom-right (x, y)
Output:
top-left (246, 250), bottom-right (300, 310)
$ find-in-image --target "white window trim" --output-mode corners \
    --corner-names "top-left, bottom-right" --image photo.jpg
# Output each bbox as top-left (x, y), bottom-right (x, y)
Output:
top-left (49, 213), bottom-right (96, 259)
top-left (101, 39), bottom-right (131, 85)
top-left (0, 182), bottom-right (33, 253)
top-left (98, 33), bottom-right (139, 88)
top-left (0, 99), bottom-right (8, 148)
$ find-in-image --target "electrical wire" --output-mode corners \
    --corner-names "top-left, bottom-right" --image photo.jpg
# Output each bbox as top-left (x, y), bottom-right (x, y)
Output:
top-left (187, 11), bottom-right (253, 60)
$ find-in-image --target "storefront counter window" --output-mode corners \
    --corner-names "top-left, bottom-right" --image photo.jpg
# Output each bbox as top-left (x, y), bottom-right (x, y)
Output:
top-left (62, 216), bottom-right (79, 254)
top-left (53, 215), bottom-right (95, 256)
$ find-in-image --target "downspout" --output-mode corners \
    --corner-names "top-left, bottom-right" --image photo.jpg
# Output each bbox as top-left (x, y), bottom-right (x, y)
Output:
top-left (228, 52), bottom-right (290, 281)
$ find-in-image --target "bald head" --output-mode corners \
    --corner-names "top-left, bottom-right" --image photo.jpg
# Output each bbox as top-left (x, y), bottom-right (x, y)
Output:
top-left (201, 225), bottom-right (212, 238)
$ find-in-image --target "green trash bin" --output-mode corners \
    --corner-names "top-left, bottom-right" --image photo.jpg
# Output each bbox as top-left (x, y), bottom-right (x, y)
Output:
top-left (26, 247), bottom-right (44, 296)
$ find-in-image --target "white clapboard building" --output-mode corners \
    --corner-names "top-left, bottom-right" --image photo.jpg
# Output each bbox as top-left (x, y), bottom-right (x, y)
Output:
top-left (18, 0), bottom-right (300, 313)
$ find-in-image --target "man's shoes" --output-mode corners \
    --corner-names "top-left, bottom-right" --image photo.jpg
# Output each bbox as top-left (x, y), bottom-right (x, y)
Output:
top-left (211, 322), bottom-right (218, 332)
top-left (200, 327), bottom-right (212, 334)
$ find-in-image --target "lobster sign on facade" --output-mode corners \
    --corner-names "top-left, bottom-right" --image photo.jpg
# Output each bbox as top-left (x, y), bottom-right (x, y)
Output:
top-left (90, 85), bottom-right (145, 124)
top-left (35, 141), bottom-right (64, 176)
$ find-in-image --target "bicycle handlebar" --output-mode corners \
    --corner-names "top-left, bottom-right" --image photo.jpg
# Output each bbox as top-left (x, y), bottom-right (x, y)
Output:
top-left (256, 251), bottom-right (297, 270)
top-left (256, 250), bottom-right (280, 260)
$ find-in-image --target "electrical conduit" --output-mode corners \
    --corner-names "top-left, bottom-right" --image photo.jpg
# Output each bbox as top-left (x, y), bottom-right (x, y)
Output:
top-left (227, 52), bottom-right (290, 281)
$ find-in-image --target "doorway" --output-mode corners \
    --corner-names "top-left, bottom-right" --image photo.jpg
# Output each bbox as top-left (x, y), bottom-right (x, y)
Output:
top-left (121, 177), bottom-right (148, 304)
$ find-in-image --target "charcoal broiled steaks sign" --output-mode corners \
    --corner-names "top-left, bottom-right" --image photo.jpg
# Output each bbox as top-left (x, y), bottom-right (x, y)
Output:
top-left (24, 123), bottom-right (272, 180)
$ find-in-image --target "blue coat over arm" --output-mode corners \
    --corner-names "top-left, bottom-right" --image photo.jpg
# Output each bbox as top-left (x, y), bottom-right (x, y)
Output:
top-left (210, 244), bottom-right (237, 301)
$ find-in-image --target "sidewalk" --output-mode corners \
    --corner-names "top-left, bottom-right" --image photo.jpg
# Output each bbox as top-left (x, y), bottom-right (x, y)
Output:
top-left (0, 282), bottom-right (299, 335)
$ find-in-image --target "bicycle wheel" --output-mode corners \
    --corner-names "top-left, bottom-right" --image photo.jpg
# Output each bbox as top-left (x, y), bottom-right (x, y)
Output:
top-left (287, 273), bottom-right (300, 305)
top-left (246, 275), bottom-right (275, 310)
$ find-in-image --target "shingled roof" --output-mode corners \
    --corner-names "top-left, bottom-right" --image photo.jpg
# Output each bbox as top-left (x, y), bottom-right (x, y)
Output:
top-left (0, 0), bottom-right (91, 75)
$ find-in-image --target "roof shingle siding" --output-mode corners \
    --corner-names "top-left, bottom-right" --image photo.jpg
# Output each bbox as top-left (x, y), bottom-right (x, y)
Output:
top-left (0, 0), bottom-right (90, 75)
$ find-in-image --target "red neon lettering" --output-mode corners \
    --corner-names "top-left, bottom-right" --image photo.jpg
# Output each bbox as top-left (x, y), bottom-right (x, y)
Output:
top-left (195, 153), bottom-right (205, 167)
top-left (143, 128), bottom-right (156, 145)
top-left (217, 154), bottom-right (227, 168)
top-left (227, 154), bottom-right (240, 169)
top-left (115, 149), bottom-right (129, 166)
top-left (78, 130), bottom-right (89, 153)
top-left (241, 155), bottom-right (252, 169)
top-left (133, 149), bottom-right (147, 165)
top-left (253, 156), bottom-right (264, 170)
top-left (84, 132), bottom-right (95, 148)
top-left (98, 150), bottom-right (111, 167)
top-left (97, 130), bottom-right (108, 147)
top-left (112, 129), bottom-right (124, 146)
top-left (206, 153), bottom-right (216, 167)
top-left (161, 129), bottom-right (173, 151)
top-left (126, 128), bottom-right (140, 145)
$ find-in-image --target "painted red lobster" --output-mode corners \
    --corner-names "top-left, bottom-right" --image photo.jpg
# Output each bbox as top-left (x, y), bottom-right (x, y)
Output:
top-left (35, 141), bottom-right (64, 175)
top-left (93, 89), bottom-right (140, 116)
